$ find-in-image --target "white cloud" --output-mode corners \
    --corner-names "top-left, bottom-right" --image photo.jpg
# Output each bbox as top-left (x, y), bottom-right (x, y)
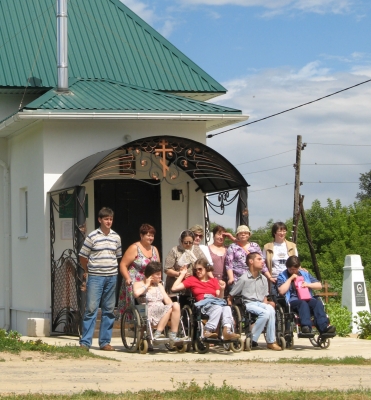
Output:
top-left (122, 0), bottom-right (157, 24)
top-left (207, 62), bottom-right (371, 229)
top-left (178, 0), bottom-right (353, 14)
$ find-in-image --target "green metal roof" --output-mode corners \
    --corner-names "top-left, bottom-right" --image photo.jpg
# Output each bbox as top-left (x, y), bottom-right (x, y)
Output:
top-left (0, 0), bottom-right (226, 99)
top-left (24, 78), bottom-right (240, 114)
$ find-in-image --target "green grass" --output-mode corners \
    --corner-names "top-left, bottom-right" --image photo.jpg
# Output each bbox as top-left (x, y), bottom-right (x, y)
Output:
top-left (0, 384), bottom-right (371, 400)
top-left (0, 337), bottom-right (112, 360)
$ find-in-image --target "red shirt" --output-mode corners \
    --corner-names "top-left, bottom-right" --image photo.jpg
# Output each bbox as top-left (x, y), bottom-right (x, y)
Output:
top-left (182, 276), bottom-right (220, 302)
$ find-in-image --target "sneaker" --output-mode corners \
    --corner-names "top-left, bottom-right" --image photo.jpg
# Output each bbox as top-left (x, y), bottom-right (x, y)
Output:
top-left (100, 344), bottom-right (115, 351)
top-left (324, 325), bottom-right (336, 334)
top-left (222, 326), bottom-right (240, 340)
top-left (301, 326), bottom-right (311, 333)
top-left (267, 342), bottom-right (282, 351)
top-left (203, 330), bottom-right (218, 339)
top-left (252, 341), bottom-right (262, 349)
top-left (153, 330), bottom-right (165, 339)
top-left (168, 332), bottom-right (184, 345)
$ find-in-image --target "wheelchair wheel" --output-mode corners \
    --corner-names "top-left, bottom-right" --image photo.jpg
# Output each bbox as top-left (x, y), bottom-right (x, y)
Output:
top-left (244, 337), bottom-right (251, 351)
top-left (317, 336), bottom-right (331, 349)
top-left (181, 305), bottom-right (193, 352)
top-left (121, 307), bottom-right (142, 352)
top-left (231, 305), bottom-right (242, 336)
top-left (276, 305), bottom-right (285, 338)
top-left (176, 343), bottom-right (188, 353)
top-left (278, 336), bottom-right (286, 350)
top-left (286, 335), bottom-right (294, 349)
top-left (139, 339), bottom-right (148, 354)
top-left (194, 338), bottom-right (209, 354)
top-left (230, 338), bottom-right (244, 353)
top-left (309, 337), bottom-right (320, 347)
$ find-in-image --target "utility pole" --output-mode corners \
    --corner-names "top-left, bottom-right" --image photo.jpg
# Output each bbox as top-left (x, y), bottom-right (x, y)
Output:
top-left (292, 135), bottom-right (306, 243)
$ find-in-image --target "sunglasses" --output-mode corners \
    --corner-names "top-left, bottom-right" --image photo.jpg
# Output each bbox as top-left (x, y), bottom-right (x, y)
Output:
top-left (183, 241), bottom-right (193, 245)
top-left (195, 267), bottom-right (204, 271)
top-left (194, 234), bottom-right (204, 238)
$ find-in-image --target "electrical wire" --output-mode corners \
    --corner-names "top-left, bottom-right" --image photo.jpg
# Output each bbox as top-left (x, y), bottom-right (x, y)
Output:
top-left (241, 164), bottom-right (292, 175)
top-left (207, 78), bottom-right (371, 139)
top-left (302, 163), bottom-right (371, 166)
top-left (307, 143), bottom-right (371, 146)
top-left (235, 149), bottom-right (295, 166)
top-left (249, 183), bottom-right (294, 193)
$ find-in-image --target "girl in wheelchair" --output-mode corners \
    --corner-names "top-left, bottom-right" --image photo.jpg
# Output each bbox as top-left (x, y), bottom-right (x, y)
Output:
top-left (171, 258), bottom-right (240, 341)
top-left (133, 261), bottom-right (183, 345)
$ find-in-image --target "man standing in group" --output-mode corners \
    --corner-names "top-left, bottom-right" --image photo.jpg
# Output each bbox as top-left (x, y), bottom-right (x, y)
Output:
top-left (228, 252), bottom-right (281, 350)
top-left (79, 207), bottom-right (122, 351)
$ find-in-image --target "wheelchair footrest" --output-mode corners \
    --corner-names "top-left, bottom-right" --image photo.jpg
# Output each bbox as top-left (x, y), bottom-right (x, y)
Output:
top-left (319, 333), bottom-right (336, 339)
top-left (298, 332), bottom-right (315, 339)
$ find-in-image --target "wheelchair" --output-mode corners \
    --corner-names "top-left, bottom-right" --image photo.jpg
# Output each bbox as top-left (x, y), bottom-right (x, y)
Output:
top-left (274, 295), bottom-right (336, 349)
top-left (120, 294), bottom-right (191, 354)
top-left (181, 295), bottom-right (243, 354)
top-left (231, 295), bottom-right (272, 351)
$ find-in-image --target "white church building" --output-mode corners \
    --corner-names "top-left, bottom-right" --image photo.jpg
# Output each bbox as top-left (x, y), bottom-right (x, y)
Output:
top-left (0, 0), bottom-right (249, 335)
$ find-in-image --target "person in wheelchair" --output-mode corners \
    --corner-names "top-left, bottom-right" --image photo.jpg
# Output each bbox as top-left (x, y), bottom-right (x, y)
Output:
top-left (277, 255), bottom-right (336, 335)
top-left (171, 258), bottom-right (240, 340)
top-left (133, 261), bottom-right (183, 345)
top-left (228, 252), bottom-right (282, 351)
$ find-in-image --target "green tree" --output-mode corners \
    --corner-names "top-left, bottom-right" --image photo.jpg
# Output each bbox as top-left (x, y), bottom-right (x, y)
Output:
top-left (356, 170), bottom-right (371, 201)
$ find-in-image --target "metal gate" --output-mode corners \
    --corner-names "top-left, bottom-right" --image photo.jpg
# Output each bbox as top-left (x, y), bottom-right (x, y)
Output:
top-left (50, 186), bottom-right (86, 335)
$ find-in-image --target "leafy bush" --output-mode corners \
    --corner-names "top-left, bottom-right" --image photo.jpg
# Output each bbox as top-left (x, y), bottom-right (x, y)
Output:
top-left (354, 310), bottom-right (371, 340)
top-left (326, 302), bottom-right (352, 337)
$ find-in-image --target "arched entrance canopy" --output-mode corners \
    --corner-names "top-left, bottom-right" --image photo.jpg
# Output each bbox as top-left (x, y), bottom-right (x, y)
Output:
top-left (50, 136), bottom-right (249, 194)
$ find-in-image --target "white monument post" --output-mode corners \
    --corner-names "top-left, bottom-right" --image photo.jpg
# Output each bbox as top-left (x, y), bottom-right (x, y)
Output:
top-left (341, 255), bottom-right (370, 334)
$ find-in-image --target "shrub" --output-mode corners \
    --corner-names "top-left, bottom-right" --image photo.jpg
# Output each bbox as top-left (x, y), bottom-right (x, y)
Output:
top-left (354, 310), bottom-right (371, 340)
top-left (326, 302), bottom-right (352, 337)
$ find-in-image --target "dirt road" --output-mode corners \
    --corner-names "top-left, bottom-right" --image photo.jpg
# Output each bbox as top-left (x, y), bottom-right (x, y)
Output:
top-left (0, 336), bottom-right (370, 395)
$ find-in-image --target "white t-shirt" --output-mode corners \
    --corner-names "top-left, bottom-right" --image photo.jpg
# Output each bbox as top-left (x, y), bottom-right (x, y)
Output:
top-left (263, 242), bottom-right (298, 278)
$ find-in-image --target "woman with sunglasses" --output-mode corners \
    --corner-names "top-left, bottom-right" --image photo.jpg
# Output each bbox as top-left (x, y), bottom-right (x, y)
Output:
top-left (171, 258), bottom-right (240, 340)
top-left (189, 224), bottom-right (213, 265)
top-left (164, 230), bottom-right (204, 295)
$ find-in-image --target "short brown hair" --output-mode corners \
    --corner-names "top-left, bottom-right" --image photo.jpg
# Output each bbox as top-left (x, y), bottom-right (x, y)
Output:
top-left (286, 255), bottom-right (301, 269)
top-left (246, 252), bottom-right (260, 265)
top-left (192, 258), bottom-right (214, 276)
top-left (212, 225), bottom-right (226, 236)
top-left (98, 207), bottom-right (114, 218)
top-left (271, 222), bottom-right (287, 238)
top-left (140, 223), bottom-right (156, 236)
top-left (144, 261), bottom-right (162, 278)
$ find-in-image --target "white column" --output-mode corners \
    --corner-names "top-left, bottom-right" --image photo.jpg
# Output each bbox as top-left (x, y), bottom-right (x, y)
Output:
top-left (341, 255), bottom-right (370, 334)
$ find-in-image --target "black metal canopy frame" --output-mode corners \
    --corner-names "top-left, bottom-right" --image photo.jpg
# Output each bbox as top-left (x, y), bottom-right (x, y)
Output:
top-left (50, 136), bottom-right (249, 195)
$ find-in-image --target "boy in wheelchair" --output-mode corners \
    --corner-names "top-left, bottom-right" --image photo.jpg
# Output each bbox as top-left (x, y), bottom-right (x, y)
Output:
top-left (228, 252), bottom-right (282, 351)
top-left (277, 255), bottom-right (336, 335)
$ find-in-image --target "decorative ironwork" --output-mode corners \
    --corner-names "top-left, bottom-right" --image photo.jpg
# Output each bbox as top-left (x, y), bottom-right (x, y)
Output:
top-left (83, 136), bottom-right (246, 192)
top-left (50, 188), bottom-right (86, 336)
top-left (205, 190), bottom-right (239, 215)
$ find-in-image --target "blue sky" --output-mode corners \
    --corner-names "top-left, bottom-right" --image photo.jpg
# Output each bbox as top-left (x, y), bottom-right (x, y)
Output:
top-left (123, 0), bottom-right (371, 232)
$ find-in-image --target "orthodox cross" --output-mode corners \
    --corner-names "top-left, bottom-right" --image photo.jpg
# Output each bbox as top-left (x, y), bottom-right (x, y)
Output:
top-left (155, 139), bottom-right (173, 178)
top-left (319, 281), bottom-right (338, 303)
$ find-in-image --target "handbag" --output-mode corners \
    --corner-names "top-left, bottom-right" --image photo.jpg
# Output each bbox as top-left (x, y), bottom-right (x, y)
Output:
top-left (294, 276), bottom-right (312, 300)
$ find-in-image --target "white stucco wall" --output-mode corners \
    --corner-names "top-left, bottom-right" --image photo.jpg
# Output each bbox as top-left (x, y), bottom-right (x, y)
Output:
top-left (0, 138), bottom-right (8, 328)
top-left (6, 117), bottom-right (208, 334)
top-left (9, 123), bottom-right (51, 333)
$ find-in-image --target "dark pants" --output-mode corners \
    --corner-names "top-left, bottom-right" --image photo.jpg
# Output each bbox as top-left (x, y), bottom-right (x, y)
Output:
top-left (290, 298), bottom-right (328, 333)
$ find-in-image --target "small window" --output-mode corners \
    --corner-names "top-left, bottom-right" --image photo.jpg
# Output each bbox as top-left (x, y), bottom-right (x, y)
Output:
top-left (19, 188), bottom-right (28, 238)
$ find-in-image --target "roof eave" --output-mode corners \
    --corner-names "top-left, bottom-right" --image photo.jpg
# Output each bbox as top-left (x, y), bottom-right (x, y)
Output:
top-left (0, 111), bottom-right (249, 137)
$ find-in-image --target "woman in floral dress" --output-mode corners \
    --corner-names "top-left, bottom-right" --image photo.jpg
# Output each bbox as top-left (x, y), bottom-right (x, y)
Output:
top-left (133, 261), bottom-right (183, 345)
top-left (117, 224), bottom-right (160, 318)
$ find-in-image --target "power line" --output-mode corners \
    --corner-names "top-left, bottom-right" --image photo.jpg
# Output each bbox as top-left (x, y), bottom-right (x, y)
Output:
top-left (249, 180), bottom-right (359, 193)
top-left (307, 143), bottom-right (371, 146)
top-left (207, 78), bottom-right (371, 139)
top-left (235, 149), bottom-right (295, 166)
top-left (302, 163), bottom-right (371, 166)
top-left (241, 164), bottom-right (292, 175)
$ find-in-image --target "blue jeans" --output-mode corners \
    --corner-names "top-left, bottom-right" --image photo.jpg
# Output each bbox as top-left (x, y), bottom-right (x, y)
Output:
top-left (80, 275), bottom-right (117, 348)
top-left (245, 301), bottom-right (276, 344)
top-left (290, 298), bottom-right (328, 333)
